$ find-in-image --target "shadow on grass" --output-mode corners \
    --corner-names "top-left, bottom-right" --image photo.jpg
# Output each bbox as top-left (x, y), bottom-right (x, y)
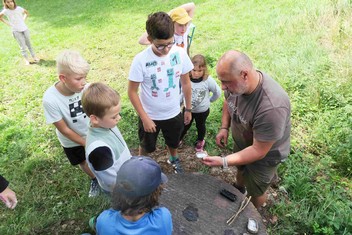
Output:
top-left (35, 59), bottom-right (56, 67)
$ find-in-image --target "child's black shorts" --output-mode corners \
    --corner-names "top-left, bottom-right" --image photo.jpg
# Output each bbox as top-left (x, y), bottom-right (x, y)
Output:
top-left (62, 146), bottom-right (86, 165)
top-left (138, 113), bottom-right (184, 153)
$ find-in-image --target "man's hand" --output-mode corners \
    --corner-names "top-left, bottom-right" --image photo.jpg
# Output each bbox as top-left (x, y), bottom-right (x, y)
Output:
top-left (201, 156), bottom-right (222, 167)
top-left (216, 129), bottom-right (229, 148)
top-left (142, 116), bottom-right (157, 133)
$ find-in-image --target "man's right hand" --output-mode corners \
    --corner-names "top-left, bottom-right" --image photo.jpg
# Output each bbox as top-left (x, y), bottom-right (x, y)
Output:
top-left (216, 129), bottom-right (229, 148)
top-left (142, 117), bottom-right (157, 133)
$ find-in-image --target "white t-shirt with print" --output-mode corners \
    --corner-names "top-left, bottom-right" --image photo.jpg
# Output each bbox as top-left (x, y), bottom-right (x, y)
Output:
top-left (129, 45), bottom-right (193, 120)
top-left (43, 83), bottom-right (89, 148)
top-left (1, 6), bottom-right (27, 32)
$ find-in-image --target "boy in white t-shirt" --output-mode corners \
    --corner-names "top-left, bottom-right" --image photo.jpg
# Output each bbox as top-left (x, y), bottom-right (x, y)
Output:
top-left (43, 50), bottom-right (100, 197)
top-left (128, 12), bottom-right (193, 173)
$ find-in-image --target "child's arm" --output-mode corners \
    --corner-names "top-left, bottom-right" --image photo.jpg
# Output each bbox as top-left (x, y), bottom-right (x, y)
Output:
top-left (87, 146), bottom-right (115, 189)
top-left (128, 81), bottom-right (157, 132)
top-left (0, 12), bottom-right (11, 27)
top-left (180, 73), bottom-right (192, 125)
top-left (23, 8), bottom-right (29, 21)
top-left (208, 77), bottom-right (222, 102)
top-left (138, 32), bottom-right (151, 45)
top-left (172, 2), bottom-right (196, 18)
top-left (53, 119), bottom-right (86, 146)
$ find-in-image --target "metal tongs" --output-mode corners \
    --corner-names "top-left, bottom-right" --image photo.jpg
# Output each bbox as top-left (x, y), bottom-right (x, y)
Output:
top-left (226, 196), bottom-right (252, 225)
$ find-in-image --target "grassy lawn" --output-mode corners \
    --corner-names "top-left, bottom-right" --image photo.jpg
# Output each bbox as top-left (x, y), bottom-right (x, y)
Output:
top-left (0, 0), bottom-right (351, 234)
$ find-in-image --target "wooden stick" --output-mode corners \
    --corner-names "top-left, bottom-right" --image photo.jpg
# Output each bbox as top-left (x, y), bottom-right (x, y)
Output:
top-left (226, 196), bottom-right (252, 225)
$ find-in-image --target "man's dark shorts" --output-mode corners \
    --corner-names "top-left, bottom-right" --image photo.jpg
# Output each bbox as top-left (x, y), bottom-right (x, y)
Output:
top-left (138, 113), bottom-right (184, 153)
top-left (237, 160), bottom-right (279, 197)
top-left (63, 146), bottom-right (86, 165)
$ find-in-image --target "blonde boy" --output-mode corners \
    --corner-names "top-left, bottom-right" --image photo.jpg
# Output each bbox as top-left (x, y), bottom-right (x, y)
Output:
top-left (42, 50), bottom-right (99, 197)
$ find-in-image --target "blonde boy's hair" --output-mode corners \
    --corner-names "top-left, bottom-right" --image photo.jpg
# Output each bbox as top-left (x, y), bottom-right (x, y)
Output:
top-left (82, 82), bottom-right (121, 118)
top-left (56, 50), bottom-right (90, 76)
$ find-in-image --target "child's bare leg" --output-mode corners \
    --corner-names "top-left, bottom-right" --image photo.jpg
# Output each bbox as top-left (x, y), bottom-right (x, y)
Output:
top-left (79, 160), bottom-right (95, 179)
top-left (167, 146), bottom-right (177, 157)
top-left (139, 146), bottom-right (149, 156)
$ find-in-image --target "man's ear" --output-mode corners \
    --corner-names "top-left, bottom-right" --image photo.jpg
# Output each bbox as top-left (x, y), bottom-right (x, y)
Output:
top-left (240, 70), bottom-right (249, 80)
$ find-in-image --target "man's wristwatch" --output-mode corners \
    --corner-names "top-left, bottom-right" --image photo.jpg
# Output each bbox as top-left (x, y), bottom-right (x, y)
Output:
top-left (184, 108), bottom-right (192, 112)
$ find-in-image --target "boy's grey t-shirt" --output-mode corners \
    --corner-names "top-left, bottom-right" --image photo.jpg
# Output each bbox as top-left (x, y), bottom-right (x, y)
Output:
top-left (225, 71), bottom-right (291, 162)
top-left (43, 82), bottom-right (89, 148)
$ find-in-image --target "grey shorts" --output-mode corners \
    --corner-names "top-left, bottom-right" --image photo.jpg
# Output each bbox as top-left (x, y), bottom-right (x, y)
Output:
top-left (237, 160), bottom-right (279, 197)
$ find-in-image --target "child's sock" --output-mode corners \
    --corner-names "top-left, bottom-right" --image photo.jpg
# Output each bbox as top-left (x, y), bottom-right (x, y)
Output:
top-left (169, 155), bottom-right (178, 162)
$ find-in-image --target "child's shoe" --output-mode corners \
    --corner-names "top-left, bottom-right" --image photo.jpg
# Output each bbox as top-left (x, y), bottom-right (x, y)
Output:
top-left (33, 57), bottom-right (40, 63)
top-left (167, 158), bottom-right (184, 174)
top-left (195, 140), bottom-right (205, 152)
top-left (89, 178), bottom-right (100, 197)
top-left (88, 216), bottom-right (97, 232)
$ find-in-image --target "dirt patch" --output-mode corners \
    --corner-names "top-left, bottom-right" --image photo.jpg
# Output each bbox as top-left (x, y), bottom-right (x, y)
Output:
top-left (131, 144), bottom-right (285, 230)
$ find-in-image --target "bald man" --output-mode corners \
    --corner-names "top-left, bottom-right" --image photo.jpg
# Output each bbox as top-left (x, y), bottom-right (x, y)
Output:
top-left (202, 50), bottom-right (291, 208)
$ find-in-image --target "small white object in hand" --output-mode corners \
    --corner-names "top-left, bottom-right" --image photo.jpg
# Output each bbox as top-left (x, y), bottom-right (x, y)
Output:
top-left (195, 151), bottom-right (207, 159)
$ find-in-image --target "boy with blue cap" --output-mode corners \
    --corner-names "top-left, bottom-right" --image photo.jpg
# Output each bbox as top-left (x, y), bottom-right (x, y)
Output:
top-left (93, 156), bottom-right (172, 235)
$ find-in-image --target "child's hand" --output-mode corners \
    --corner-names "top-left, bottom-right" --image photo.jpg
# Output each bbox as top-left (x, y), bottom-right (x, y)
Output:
top-left (142, 117), bottom-right (157, 133)
top-left (184, 112), bottom-right (191, 125)
top-left (0, 187), bottom-right (17, 209)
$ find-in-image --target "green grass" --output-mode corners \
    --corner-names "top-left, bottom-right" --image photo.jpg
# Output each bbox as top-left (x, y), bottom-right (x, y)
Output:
top-left (0, 0), bottom-right (351, 234)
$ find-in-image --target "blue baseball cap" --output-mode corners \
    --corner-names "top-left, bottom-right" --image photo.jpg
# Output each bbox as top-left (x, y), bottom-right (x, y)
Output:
top-left (114, 156), bottom-right (168, 198)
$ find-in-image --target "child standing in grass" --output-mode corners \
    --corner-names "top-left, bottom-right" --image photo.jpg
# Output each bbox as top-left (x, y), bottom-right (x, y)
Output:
top-left (179, 54), bottom-right (221, 152)
top-left (0, 0), bottom-right (39, 65)
top-left (94, 156), bottom-right (172, 235)
top-left (43, 50), bottom-right (100, 197)
top-left (128, 12), bottom-right (193, 174)
top-left (81, 82), bottom-right (131, 194)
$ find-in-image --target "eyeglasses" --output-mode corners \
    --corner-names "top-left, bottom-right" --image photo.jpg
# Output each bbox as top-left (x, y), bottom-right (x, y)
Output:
top-left (154, 41), bottom-right (175, 51)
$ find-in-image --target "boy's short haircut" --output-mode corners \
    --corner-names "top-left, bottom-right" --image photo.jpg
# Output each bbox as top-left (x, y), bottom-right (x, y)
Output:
top-left (82, 82), bottom-right (120, 118)
top-left (56, 50), bottom-right (90, 76)
top-left (146, 12), bottom-right (174, 40)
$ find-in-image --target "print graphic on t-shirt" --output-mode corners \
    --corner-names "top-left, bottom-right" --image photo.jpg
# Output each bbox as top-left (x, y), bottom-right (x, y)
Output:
top-left (192, 88), bottom-right (206, 108)
top-left (163, 68), bottom-right (176, 92)
top-left (176, 41), bottom-right (184, 48)
top-left (150, 74), bottom-right (159, 91)
top-left (146, 60), bottom-right (157, 68)
top-left (170, 52), bottom-right (181, 66)
top-left (69, 100), bottom-right (86, 123)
